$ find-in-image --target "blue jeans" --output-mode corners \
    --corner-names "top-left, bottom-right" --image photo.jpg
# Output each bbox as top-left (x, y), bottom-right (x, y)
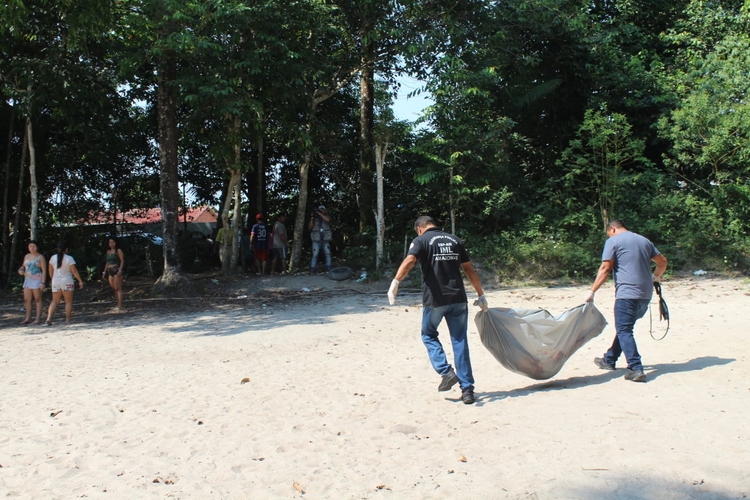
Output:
top-left (310, 241), bottom-right (331, 271)
top-left (421, 302), bottom-right (474, 391)
top-left (604, 299), bottom-right (650, 371)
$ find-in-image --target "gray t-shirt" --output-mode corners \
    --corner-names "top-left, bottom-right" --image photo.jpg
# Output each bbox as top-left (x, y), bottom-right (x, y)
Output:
top-left (273, 221), bottom-right (287, 249)
top-left (602, 231), bottom-right (660, 300)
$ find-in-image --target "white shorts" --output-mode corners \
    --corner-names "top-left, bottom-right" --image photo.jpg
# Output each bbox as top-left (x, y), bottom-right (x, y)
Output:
top-left (23, 276), bottom-right (43, 290)
top-left (52, 280), bottom-right (75, 293)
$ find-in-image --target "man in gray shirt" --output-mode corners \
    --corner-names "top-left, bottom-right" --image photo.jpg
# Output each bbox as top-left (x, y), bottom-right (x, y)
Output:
top-left (584, 219), bottom-right (668, 382)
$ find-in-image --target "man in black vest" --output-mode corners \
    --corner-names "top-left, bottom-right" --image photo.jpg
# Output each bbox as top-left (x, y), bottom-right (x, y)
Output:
top-left (388, 216), bottom-right (489, 404)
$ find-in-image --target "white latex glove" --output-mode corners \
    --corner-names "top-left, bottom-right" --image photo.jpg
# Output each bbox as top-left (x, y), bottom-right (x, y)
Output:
top-left (652, 274), bottom-right (661, 283)
top-left (584, 290), bottom-right (595, 303)
top-left (387, 279), bottom-right (400, 305)
top-left (474, 294), bottom-right (489, 312)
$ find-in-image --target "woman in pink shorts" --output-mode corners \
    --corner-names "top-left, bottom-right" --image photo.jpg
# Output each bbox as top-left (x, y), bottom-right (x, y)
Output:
top-left (45, 242), bottom-right (84, 325)
top-left (17, 240), bottom-right (47, 325)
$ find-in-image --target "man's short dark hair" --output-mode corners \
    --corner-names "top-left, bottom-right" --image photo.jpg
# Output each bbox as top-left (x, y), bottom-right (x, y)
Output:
top-left (414, 216), bottom-right (437, 231)
top-left (607, 219), bottom-right (627, 230)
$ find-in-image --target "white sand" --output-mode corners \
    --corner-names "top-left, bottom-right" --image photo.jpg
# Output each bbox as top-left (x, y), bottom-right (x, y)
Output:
top-left (1, 277), bottom-right (748, 499)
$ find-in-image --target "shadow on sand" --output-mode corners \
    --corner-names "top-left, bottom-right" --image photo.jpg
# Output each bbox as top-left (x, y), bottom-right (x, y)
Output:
top-left (475, 355), bottom-right (735, 404)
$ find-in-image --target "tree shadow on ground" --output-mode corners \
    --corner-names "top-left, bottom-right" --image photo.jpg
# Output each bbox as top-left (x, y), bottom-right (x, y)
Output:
top-left (0, 288), bottom-right (404, 335)
top-left (168, 295), bottom-right (416, 337)
top-left (476, 356), bottom-right (735, 405)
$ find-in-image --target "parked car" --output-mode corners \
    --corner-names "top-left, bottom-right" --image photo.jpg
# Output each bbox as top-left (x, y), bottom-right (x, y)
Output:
top-left (119, 232), bottom-right (163, 246)
top-left (177, 231), bottom-right (218, 272)
top-left (117, 232), bottom-right (164, 276)
top-left (89, 232), bottom-right (164, 277)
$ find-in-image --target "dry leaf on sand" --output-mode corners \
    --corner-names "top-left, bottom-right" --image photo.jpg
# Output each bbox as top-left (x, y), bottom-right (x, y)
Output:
top-left (293, 481), bottom-right (305, 494)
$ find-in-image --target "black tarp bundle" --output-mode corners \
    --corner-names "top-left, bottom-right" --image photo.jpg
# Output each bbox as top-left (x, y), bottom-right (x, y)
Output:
top-left (475, 303), bottom-right (608, 380)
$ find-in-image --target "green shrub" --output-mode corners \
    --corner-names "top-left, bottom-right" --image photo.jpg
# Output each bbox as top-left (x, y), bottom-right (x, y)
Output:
top-left (465, 215), bottom-right (602, 282)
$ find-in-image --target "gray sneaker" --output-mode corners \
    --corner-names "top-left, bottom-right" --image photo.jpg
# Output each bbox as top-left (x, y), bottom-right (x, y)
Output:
top-left (594, 357), bottom-right (615, 371)
top-left (624, 369), bottom-right (647, 382)
top-left (438, 369), bottom-right (458, 392)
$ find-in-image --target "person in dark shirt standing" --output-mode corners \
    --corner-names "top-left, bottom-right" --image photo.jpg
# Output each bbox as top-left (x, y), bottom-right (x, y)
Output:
top-left (250, 214), bottom-right (270, 276)
top-left (388, 216), bottom-right (488, 405)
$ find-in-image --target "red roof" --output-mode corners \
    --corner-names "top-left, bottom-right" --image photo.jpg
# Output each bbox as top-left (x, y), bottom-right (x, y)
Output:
top-left (190, 207), bottom-right (219, 223)
top-left (83, 206), bottom-right (217, 225)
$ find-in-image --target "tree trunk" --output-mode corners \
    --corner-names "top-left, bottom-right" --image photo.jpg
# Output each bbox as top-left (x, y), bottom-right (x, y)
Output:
top-left (230, 116), bottom-right (243, 270)
top-left (358, 40), bottom-right (376, 233)
top-left (231, 167), bottom-right (242, 270)
top-left (290, 147), bottom-right (312, 272)
top-left (289, 64), bottom-right (359, 271)
top-left (112, 186), bottom-right (119, 236)
top-left (153, 53), bottom-right (194, 296)
top-left (375, 140), bottom-right (388, 270)
top-left (218, 115), bottom-right (244, 273)
top-left (1, 105), bottom-right (14, 286)
top-left (255, 129), bottom-right (264, 215)
top-left (218, 115), bottom-right (243, 273)
top-left (9, 131), bottom-right (28, 286)
top-left (25, 116), bottom-right (39, 242)
top-left (219, 168), bottom-right (242, 273)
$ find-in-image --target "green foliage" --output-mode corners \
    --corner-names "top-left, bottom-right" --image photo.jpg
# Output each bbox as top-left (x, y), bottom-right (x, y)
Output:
top-left (85, 265), bottom-right (98, 282)
top-left (467, 215), bottom-right (602, 282)
top-left (341, 245), bottom-right (374, 269)
top-left (4, 0), bottom-right (750, 284)
top-left (558, 106), bottom-right (651, 230)
top-left (650, 0), bottom-right (750, 272)
top-left (659, 9), bottom-right (750, 188)
top-left (649, 186), bottom-right (750, 271)
top-left (342, 234), bottom-right (405, 271)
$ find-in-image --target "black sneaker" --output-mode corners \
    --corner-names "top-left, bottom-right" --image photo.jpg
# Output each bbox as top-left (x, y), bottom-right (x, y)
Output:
top-left (438, 369), bottom-right (458, 392)
top-left (594, 357), bottom-right (615, 371)
top-left (624, 369), bottom-right (647, 382)
top-left (461, 388), bottom-right (475, 405)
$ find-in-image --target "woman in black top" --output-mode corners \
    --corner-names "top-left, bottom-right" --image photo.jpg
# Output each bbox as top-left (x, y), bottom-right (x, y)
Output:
top-left (102, 237), bottom-right (125, 310)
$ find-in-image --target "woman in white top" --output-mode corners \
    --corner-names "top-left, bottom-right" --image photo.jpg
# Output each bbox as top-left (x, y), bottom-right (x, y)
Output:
top-left (45, 242), bottom-right (84, 325)
top-left (17, 240), bottom-right (47, 325)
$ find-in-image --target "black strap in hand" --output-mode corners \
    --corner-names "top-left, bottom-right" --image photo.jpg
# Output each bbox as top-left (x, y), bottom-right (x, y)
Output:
top-left (650, 282), bottom-right (670, 340)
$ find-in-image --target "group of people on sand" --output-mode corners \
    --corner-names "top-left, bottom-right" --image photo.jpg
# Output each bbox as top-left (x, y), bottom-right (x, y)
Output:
top-left (17, 237), bottom-right (124, 326)
top-left (242, 207), bottom-right (332, 276)
top-left (18, 213), bottom-right (666, 403)
top-left (246, 213), bottom-right (290, 276)
top-left (18, 205), bottom-right (331, 325)
top-left (388, 216), bottom-right (668, 405)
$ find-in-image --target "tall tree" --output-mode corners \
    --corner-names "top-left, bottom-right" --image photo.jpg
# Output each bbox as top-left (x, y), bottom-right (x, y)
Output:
top-left (334, 0), bottom-right (425, 233)
top-left (659, 1), bottom-right (750, 190)
top-left (558, 106), bottom-right (650, 230)
top-left (286, 2), bottom-right (360, 271)
top-left (1, 0), bottom-right (127, 253)
top-left (117, 0), bottom-right (203, 294)
top-left (0, 104), bottom-right (14, 285)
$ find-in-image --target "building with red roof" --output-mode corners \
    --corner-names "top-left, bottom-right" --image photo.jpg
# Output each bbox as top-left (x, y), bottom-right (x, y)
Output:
top-left (83, 206), bottom-right (218, 237)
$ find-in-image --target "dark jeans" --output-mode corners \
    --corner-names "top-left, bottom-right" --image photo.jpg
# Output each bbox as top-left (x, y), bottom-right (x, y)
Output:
top-left (421, 302), bottom-right (474, 391)
top-left (604, 298), bottom-right (650, 371)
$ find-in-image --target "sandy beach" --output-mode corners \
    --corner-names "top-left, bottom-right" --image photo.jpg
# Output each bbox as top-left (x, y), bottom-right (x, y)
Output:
top-left (1, 275), bottom-right (748, 499)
